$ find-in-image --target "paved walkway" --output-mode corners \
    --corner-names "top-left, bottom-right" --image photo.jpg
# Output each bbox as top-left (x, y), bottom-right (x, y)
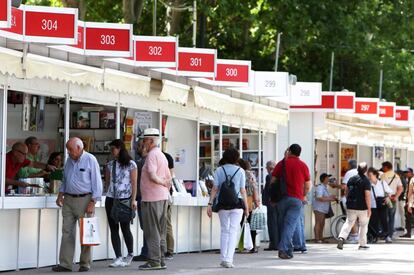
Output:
top-left (5, 239), bottom-right (414, 274)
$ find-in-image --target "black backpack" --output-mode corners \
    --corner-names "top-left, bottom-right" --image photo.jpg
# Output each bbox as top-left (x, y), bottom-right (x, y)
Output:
top-left (270, 159), bottom-right (288, 203)
top-left (212, 167), bottom-right (241, 212)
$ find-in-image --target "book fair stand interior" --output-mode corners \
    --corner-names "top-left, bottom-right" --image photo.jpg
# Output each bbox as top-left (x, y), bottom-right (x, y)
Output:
top-left (1, 2), bottom-right (414, 271)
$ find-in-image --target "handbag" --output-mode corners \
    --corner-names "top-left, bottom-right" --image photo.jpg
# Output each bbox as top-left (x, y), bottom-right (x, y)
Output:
top-left (381, 180), bottom-right (394, 209)
top-left (237, 220), bottom-right (254, 251)
top-left (250, 205), bottom-right (267, 230)
top-left (110, 160), bottom-right (136, 223)
top-left (270, 159), bottom-right (287, 203)
top-left (79, 216), bottom-right (101, 246)
top-left (325, 204), bottom-right (334, 219)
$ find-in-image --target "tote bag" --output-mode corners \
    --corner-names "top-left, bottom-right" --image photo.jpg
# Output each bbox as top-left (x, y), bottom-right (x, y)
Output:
top-left (79, 217), bottom-right (101, 246)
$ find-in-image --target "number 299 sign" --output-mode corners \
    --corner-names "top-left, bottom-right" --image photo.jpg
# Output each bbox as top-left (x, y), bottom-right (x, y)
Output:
top-left (0, 0), bottom-right (11, 28)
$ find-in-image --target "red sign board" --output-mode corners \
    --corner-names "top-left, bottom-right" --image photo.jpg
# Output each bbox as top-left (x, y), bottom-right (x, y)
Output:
top-left (0, 7), bottom-right (23, 40)
top-left (0, 0), bottom-right (11, 28)
top-left (0, 5), bottom-right (78, 44)
top-left (379, 103), bottom-right (395, 118)
top-left (74, 23), bottom-right (85, 50)
top-left (177, 47), bottom-right (216, 77)
top-left (24, 5), bottom-right (77, 44)
top-left (290, 93), bottom-right (335, 112)
top-left (213, 59), bottom-right (250, 86)
top-left (354, 99), bottom-right (378, 115)
top-left (335, 92), bottom-right (355, 112)
top-left (395, 107), bottom-right (409, 121)
top-left (135, 36), bottom-right (177, 67)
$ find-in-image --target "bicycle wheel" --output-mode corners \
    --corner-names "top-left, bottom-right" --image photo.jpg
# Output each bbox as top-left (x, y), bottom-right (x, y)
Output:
top-left (330, 214), bottom-right (347, 240)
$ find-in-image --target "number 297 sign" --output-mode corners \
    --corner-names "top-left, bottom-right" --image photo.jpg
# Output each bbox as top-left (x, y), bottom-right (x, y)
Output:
top-left (354, 98), bottom-right (379, 115)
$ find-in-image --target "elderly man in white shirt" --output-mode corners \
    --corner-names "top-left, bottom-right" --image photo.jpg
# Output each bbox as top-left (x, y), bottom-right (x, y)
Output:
top-left (380, 161), bottom-right (403, 241)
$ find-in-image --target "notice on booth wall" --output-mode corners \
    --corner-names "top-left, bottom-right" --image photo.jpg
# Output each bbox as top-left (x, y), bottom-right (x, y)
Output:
top-left (174, 148), bottom-right (186, 165)
top-left (134, 111), bottom-right (153, 137)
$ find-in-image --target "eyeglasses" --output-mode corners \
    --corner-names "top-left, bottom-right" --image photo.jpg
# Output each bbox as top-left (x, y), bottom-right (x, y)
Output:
top-left (14, 149), bottom-right (27, 156)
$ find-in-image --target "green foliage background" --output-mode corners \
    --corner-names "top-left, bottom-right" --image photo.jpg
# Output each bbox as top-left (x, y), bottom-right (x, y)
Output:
top-left (22, 0), bottom-right (414, 106)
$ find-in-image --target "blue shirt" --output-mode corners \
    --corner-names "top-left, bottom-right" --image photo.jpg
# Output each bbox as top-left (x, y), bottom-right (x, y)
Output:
top-left (312, 184), bottom-right (331, 214)
top-left (60, 151), bottom-right (103, 201)
top-left (213, 164), bottom-right (246, 199)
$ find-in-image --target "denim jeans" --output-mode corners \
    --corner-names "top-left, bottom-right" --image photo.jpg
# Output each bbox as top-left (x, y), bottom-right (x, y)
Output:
top-left (277, 197), bottom-right (303, 255)
top-left (292, 204), bottom-right (306, 251)
top-left (387, 206), bottom-right (397, 238)
top-left (266, 204), bottom-right (279, 249)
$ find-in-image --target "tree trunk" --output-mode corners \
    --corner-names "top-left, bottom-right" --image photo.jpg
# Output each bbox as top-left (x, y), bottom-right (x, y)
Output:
top-left (61, 0), bottom-right (87, 20)
top-left (123, 0), bottom-right (144, 27)
top-left (166, 0), bottom-right (185, 36)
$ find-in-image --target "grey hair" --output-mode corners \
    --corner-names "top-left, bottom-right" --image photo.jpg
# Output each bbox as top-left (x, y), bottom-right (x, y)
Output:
top-left (348, 159), bottom-right (357, 169)
top-left (68, 137), bottom-right (84, 150)
top-left (266, 160), bottom-right (276, 168)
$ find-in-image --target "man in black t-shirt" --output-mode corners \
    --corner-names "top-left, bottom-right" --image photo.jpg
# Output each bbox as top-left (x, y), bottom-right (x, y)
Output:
top-left (163, 151), bottom-right (175, 260)
top-left (337, 162), bottom-right (371, 250)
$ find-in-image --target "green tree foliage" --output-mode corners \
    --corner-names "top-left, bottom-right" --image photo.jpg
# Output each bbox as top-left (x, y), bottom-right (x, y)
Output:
top-left (22, 0), bottom-right (414, 105)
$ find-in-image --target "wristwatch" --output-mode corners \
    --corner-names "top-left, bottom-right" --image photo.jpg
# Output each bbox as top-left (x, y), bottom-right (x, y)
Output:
top-left (208, 202), bottom-right (213, 206)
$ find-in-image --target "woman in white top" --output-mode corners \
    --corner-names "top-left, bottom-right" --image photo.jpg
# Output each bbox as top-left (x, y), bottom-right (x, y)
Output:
top-left (104, 139), bottom-right (138, 267)
top-left (367, 167), bottom-right (393, 242)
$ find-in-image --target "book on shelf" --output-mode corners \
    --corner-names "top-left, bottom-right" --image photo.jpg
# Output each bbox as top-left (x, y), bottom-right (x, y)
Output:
top-left (100, 111), bottom-right (115, 129)
top-left (76, 111), bottom-right (90, 129)
top-left (90, 111), bottom-right (100, 128)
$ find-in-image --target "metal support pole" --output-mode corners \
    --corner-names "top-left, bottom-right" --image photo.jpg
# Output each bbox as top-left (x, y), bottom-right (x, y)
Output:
top-left (379, 69), bottom-right (383, 99)
top-left (329, 52), bottom-right (334, 91)
top-left (192, 0), bottom-right (197, 47)
top-left (274, 32), bottom-right (282, 71)
top-left (153, 0), bottom-right (157, 36)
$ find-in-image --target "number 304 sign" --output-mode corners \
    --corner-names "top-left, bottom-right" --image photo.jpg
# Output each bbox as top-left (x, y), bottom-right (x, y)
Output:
top-left (0, 5), bottom-right (77, 44)
top-left (24, 5), bottom-right (77, 44)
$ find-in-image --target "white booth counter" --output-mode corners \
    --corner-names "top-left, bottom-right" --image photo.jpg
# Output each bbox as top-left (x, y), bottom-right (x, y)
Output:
top-left (0, 195), bottom-right (219, 271)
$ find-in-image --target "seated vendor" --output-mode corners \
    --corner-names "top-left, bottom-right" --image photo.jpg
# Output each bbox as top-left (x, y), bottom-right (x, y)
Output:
top-left (6, 142), bottom-right (55, 193)
top-left (17, 137), bottom-right (47, 178)
top-left (47, 152), bottom-right (63, 181)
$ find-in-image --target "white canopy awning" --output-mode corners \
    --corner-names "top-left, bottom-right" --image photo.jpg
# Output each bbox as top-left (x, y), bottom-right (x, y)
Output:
top-left (0, 47), bottom-right (24, 78)
top-left (25, 54), bottom-right (103, 89)
top-left (103, 68), bottom-right (150, 97)
top-left (159, 80), bottom-right (190, 105)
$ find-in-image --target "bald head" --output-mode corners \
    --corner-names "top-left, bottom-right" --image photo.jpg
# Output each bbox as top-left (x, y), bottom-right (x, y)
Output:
top-left (66, 137), bottom-right (84, 160)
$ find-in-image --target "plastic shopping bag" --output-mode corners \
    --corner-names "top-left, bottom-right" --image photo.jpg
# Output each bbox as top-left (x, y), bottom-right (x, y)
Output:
top-left (79, 217), bottom-right (101, 246)
top-left (238, 221), bottom-right (253, 251)
top-left (250, 206), bottom-right (267, 231)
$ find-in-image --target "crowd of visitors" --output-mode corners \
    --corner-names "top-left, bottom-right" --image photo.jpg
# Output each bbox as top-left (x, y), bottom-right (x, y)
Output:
top-left (6, 132), bottom-right (412, 271)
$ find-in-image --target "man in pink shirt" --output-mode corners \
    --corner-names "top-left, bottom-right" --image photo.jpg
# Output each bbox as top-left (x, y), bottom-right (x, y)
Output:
top-left (139, 128), bottom-right (172, 271)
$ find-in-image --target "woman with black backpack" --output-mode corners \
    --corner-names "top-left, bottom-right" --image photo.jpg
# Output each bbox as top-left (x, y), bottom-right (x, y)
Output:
top-left (207, 148), bottom-right (249, 268)
top-left (104, 139), bottom-right (138, 268)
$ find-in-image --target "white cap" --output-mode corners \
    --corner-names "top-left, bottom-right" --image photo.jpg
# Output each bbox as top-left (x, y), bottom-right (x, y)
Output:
top-left (143, 128), bottom-right (160, 137)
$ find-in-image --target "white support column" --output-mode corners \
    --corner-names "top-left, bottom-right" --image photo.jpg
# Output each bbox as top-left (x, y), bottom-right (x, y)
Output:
top-left (326, 140), bottom-right (330, 174)
top-left (1, 80), bottom-right (7, 207)
top-left (258, 130), bottom-right (262, 188)
top-left (356, 144), bottom-right (360, 164)
top-left (239, 126), bottom-right (243, 155)
top-left (196, 120), bottom-right (200, 181)
top-left (64, 94), bottom-right (70, 161)
top-left (219, 123), bottom-right (223, 159)
top-left (116, 102), bottom-right (121, 139)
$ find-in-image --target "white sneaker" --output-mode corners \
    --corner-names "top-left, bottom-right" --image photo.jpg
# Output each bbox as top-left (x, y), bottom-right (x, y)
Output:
top-left (109, 257), bottom-right (125, 268)
top-left (123, 254), bottom-right (134, 267)
top-left (220, 261), bottom-right (234, 268)
top-left (385, 237), bottom-right (393, 243)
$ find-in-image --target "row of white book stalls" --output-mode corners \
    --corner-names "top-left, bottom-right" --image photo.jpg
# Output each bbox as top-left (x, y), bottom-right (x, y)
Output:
top-left (1, 46), bottom-right (414, 271)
